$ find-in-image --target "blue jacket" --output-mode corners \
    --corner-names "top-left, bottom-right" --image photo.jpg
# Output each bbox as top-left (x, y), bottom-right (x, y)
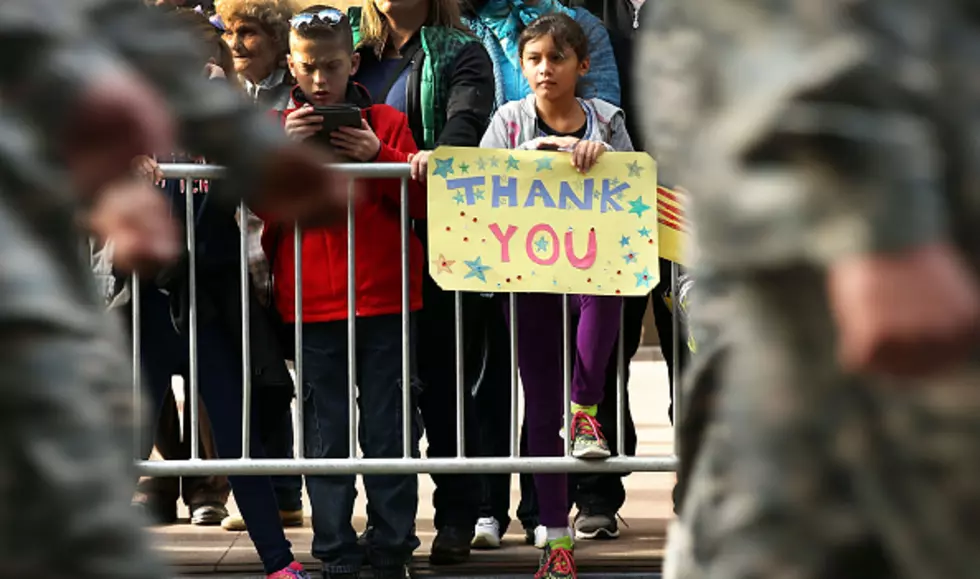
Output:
top-left (463, 0), bottom-right (621, 109)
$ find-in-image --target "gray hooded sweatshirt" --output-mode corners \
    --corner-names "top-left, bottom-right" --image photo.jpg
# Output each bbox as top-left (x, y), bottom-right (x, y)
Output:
top-left (479, 94), bottom-right (634, 152)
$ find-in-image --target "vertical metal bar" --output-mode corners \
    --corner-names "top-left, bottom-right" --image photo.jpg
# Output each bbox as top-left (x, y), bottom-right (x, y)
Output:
top-left (132, 275), bottom-right (142, 459)
top-left (671, 263), bottom-right (681, 456)
top-left (562, 294), bottom-right (571, 457)
top-left (294, 224), bottom-right (304, 458)
top-left (239, 201), bottom-right (252, 458)
top-left (400, 178), bottom-right (412, 459)
top-left (508, 294), bottom-right (519, 458)
top-left (454, 291), bottom-right (465, 458)
top-left (347, 181), bottom-right (358, 459)
top-left (185, 180), bottom-right (200, 460)
top-left (616, 299), bottom-right (626, 457)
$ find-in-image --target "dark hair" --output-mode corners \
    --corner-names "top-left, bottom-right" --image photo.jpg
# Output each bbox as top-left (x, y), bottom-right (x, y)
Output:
top-left (518, 13), bottom-right (590, 62)
top-left (290, 5), bottom-right (353, 53)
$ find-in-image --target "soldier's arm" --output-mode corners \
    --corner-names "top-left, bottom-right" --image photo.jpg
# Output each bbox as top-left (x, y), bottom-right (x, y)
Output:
top-left (0, 0), bottom-right (289, 208)
top-left (639, 0), bottom-right (948, 267)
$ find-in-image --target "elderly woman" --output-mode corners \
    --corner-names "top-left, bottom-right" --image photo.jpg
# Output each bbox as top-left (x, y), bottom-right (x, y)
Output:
top-left (211, 0), bottom-right (306, 535)
top-left (215, 0), bottom-right (298, 110)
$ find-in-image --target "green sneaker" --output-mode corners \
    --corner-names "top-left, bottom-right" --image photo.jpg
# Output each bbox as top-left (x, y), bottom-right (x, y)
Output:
top-left (570, 411), bottom-right (611, 459)
top-left (535, 538), bottom-right (577, 579)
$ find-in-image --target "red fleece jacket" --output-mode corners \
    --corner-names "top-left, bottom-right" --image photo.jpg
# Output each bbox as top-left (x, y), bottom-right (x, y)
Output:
top-left (262, 86), bottom-right (426, 323)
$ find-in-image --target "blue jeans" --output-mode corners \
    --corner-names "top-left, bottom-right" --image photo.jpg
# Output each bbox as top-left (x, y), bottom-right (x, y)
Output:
top-left (138, 286), bottom-right (294, 574)
top-left (301, 314), bottom-right (422, 574)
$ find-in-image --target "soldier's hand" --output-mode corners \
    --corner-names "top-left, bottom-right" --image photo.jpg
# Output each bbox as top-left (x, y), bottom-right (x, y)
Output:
top-left (829, 243), bottom-right (980, 378)
top-left (63, 70), bottom-right (174, 200)
top-left (248, 143), bottom-right (349, 228)
top-left (87, 179), bottom-right (180, 275)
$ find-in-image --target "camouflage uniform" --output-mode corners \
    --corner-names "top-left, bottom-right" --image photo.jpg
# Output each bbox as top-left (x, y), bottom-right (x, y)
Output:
top-left (0, 1), bottom-right (292, 577)
top-left (639, 1), bottom-right (980, 577)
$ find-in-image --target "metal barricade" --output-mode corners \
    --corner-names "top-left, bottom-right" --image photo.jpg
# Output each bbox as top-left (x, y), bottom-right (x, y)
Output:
top-left (133, 162), bottom-right (679, 477)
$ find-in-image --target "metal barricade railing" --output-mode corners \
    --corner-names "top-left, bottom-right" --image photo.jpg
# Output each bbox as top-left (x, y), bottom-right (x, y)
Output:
top-left (132, 162), bottom-right (679, 476)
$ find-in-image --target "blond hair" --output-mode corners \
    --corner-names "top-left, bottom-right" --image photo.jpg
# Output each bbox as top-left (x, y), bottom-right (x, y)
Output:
top-left (215, 0), bottom-right (300, 65)
top-left (358, 0), bottom-right (468, 57)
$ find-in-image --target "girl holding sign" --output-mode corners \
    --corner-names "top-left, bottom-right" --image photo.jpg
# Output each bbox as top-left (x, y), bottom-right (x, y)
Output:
top-left (479, 13), bottom-right (633, 579)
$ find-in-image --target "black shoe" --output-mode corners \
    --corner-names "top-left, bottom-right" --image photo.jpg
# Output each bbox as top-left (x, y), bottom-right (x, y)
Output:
top-left (573, 509), bottom-right (621, 540)
top-left (372, 565), bottom-right (411, 579)
top-left (322, 574), bottom-right (359, 579)
top-left (429, 526), bottom-right (472, 565)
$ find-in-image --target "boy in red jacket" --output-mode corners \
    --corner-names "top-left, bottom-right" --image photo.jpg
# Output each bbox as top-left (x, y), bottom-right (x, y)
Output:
top-left (266, 6), bottom-right (425, 578)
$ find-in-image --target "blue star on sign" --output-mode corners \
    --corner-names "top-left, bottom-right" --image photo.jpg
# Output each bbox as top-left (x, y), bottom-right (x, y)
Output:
top-left (635, 267), bottom-right (653, 288)
top-left (476, 158), bottom-right (487, 171)
top-left (610, 177), bottom-right (621, 186)
top-left (626, 160), bottom-right (644, 178)
top-left (490, 157), bottom-right (500, 168)
top-left (619, 235), bottom-right (631, 247)
top-left (506, 155), bottom-right (520, 171)
top-left (433, 157), bottom-right (454, 179)
top-left (535, 236), bottom-right (550, 253)
top-left (535, 156), bottom-right (554, 172)
top-left (464, 257), bottom-right (491, 283)
top-left (623, 252), bottom-right (637, 265)
top-left (638, 226), bottom-right (652, 238)
top-left (628, 196), bottom-right (652, 218)
top-left (453, 193), bottom-right (466, 205)
top-left (474, 188), bottom-right (486, 201)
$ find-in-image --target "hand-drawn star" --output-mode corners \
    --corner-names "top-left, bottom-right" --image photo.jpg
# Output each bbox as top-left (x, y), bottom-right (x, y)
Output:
top-left (506, 155), bottom-right (520, 171)
top-left (619, 235), bottom-right (631, 247)
top-left (459, 162), bottom-right (470, 174)
top-left (635, 267), bottom-right (653, 288)
top-left (535, 156), bottom-right (554, 172)
top-left (628, 196), bottom-right (652, 218)
top-left (490, 157), bottom-right (500, 168)
top-left (464, 257), bottom-right (491, 283)
top-left (476, 158), bottom-right (487, 171)
top-left (432, 254), bottom-right (455, 274)
top-left (626, 160), bottom-right (644, 178)
top-left (474, 188), bottom-right (486, 201)
top-left (623, 251), bottom-right (637, 265)
top-left (615, 190), bottom-right (626, 201)
top-left (534, 236), bottom-right (550, 253)
top-left (592, 190), bottom-right (601, 200)
top-left (610, 177), bottom-right (621, 186)
top-left (453, 192), bottom-right (466, 205)
top-left (433, 157), bottom-right (455, 179)
top-left (637, 226), bottom-right (652, 238)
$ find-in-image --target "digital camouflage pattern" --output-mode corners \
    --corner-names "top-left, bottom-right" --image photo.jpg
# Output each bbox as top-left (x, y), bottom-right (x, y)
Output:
top-left (638, 1), bottom-right (980, 578)
top-left (0, 1), bottom-right (293, 577)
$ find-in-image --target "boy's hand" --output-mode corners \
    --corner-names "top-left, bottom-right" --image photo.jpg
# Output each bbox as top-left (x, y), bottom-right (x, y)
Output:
top-left (828, 243), bottom-right (980, 378)
top-left (284, 105), bottom-right (323, 142)
top-left (331, 119), bottom-right (381, 162)
top-left (132, 155), bottom-right (163, 184)
top-left (409, 150), bottom-right (432, 182)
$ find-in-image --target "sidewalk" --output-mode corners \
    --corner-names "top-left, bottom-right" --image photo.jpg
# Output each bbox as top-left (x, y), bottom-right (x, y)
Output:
top-left (149, 350), bottom-right (675, 575)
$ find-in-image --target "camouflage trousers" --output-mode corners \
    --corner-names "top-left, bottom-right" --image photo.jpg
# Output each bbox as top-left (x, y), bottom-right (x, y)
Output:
top-left (666, 265), bottom-right (980, 579)
top-left (0, 191), bottom-right (167, 579)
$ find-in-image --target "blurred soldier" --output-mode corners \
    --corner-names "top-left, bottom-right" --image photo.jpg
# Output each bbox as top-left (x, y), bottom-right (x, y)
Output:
top-left (639, 1), bottom-right (980, 577)
top-left (0, 1), bottom-right (347, 577)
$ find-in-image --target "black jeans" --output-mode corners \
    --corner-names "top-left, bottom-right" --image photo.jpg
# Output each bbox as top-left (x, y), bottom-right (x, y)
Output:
top-left (415, 270), bottom-right (489, 532)
top-left (301, 315), bottom-right (422, 574)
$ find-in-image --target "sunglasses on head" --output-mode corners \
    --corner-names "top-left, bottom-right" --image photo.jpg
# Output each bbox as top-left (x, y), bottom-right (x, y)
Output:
top-left (290, 8), bottom-right (346, 28)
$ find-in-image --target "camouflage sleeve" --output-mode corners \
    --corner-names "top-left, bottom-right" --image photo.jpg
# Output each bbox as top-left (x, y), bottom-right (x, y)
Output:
top-left (1, 0), bottom-right (289, 208)
top-left (638, 0), bottom-right (948, 269)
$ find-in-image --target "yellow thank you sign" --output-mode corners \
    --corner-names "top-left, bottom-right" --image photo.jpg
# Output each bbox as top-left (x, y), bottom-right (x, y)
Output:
top-left (426, 147), bottom-right (659, 296)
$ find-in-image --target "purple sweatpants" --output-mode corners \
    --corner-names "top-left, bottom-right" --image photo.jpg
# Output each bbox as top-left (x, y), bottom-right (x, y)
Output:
top-left (504, 293), bottom-right (623, 527)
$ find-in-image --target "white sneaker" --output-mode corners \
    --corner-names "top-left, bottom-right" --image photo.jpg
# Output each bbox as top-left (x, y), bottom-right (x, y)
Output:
top-left (471, 517), bottom-right (502, 549)
top-left (533, 525), bottom-right (548, 549)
